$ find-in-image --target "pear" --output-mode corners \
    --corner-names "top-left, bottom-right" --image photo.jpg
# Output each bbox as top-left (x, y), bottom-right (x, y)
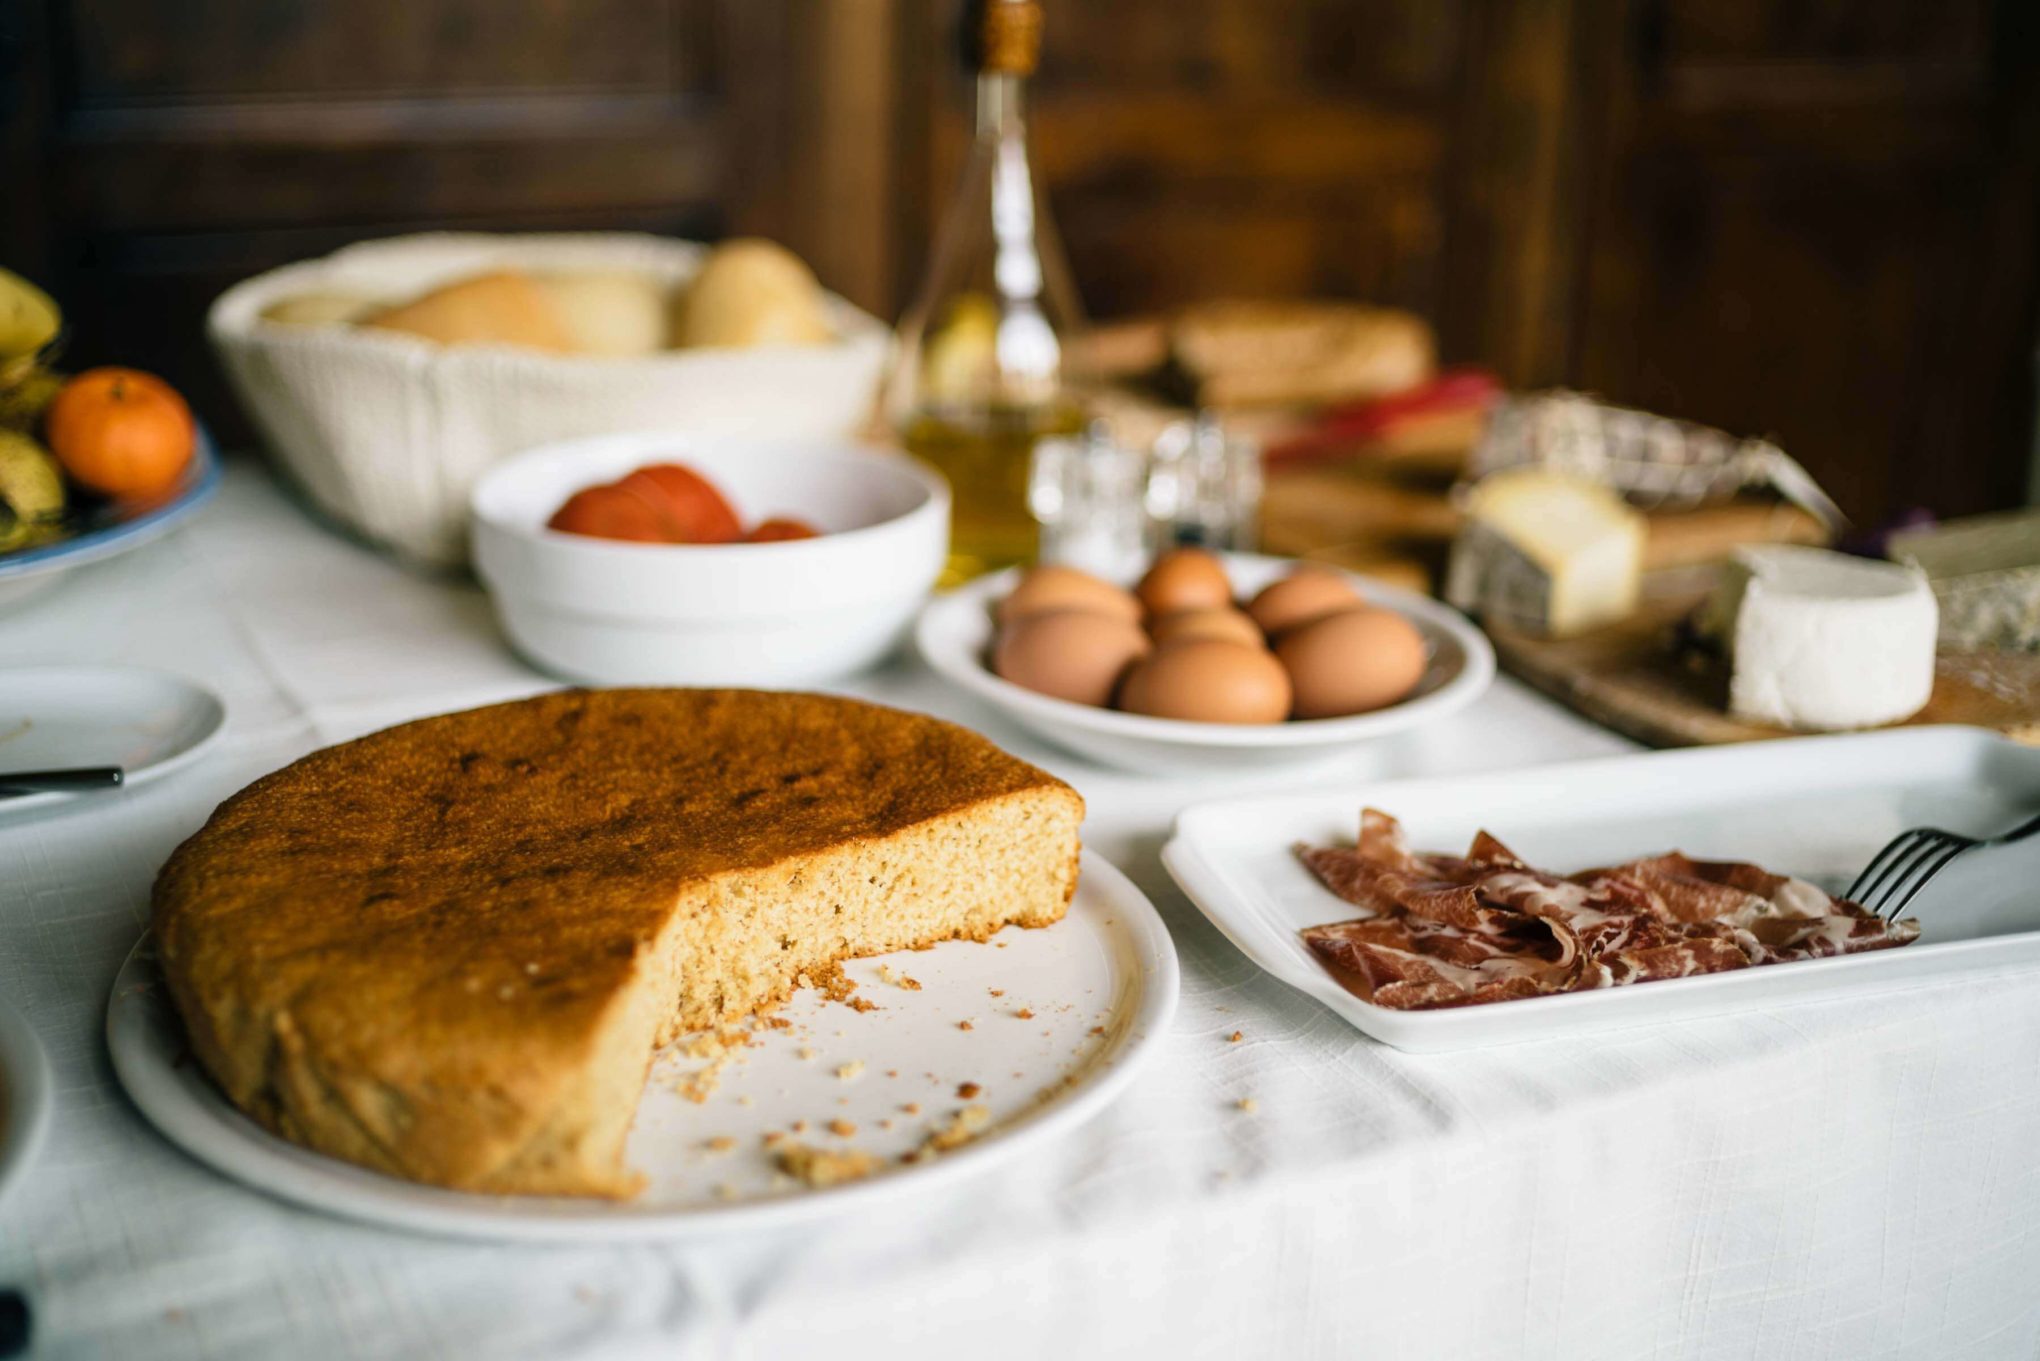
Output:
top-left (0, 429), bottom-right (66, 552)
top-left (0, 269), bottom-right (61, 366)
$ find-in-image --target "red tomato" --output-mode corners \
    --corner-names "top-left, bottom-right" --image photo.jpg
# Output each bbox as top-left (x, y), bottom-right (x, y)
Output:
top-left (746, 517), bottom-right (821, 543)
top-left (547, 485), bottom-right (672, 542)
top-left (616, 464), bottom-right (742, 543)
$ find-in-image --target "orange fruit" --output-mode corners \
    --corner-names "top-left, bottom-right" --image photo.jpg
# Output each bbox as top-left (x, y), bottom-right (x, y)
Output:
top-left (45, 368), bottom-right (195, 500)
top-left (546, 484), bottom-right (672, 542)
top-left (746, 517), bottom-right (820, 542)
top-left (615, 463), bottom-right (742, 543)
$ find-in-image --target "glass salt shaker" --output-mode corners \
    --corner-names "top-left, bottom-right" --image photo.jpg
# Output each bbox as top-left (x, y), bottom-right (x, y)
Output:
top-left (1027, 421), bottom-right (1149, 580)
top-left (1145, 412), bottom-right (1261, 551)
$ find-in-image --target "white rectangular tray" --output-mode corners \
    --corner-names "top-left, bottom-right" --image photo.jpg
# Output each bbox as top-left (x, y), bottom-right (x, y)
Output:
top-left (1162, 726), bottom-right (2040, 1051)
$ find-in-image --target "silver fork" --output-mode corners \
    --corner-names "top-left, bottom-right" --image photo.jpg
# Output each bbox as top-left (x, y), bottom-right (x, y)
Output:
top-left (1846, 811), bottom-right (2040, 921)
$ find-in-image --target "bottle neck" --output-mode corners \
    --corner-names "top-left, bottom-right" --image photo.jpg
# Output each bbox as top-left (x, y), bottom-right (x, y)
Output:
top-left (975, 72), bottom-right (1026, 141)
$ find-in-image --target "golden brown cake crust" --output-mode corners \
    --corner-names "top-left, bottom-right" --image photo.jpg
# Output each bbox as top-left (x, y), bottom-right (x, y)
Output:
top-left (152, 689), bottom-right (1083, 1197)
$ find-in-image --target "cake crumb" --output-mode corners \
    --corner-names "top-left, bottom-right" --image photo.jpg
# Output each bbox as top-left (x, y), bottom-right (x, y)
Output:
top-left (879, 1119), bottom-right (893, 1131)
top-left (1014, 1008), bottom-right (1035, 1020)
top-left (713, 1183), bottom-right (738, 1201)
top-left (1089, 1026), bottom-right (1106, 1036)
top-left (1235, 1097), bottom-right (1258, 1114)
top-left (827, 1118), bottom-right (857, 1137)
top-left (791, 1119), bottom-right (809, 1133)
top-left (737, 1094), bottom-right (754, 1107)
top-left (776, 1142), bottom-right (880, 1188)
top-left (905, 1105), bottom-right (992, 1162)
top-left (704, 1136), bottom-right (736, 1154)
top-left (795, 961), bottom-right (867, 1011)
top-left (876, 964), bottom-right (923, 991)
top-left (835, 1060), bottom-right (865, 1081)
top-left (988, 988), bottom-right (1005, 998)
top-left (957, 1019), bottom-right (975, 1032)
top-left (796, 1046), bottom-right (816, 1061)
top-left (670, 1024), bottom-right (755, 1103)
top-left (885, 1069), bottom-right (899, 1078)
top-left (902, 1102), bottom-right (921, 1115)
top-left (762, 1131), bottom-right (784, 1147)
top-left (1228, 1031), bottom-right (1243, 1043)
top-left (957, 1081), bottom-right (982, 1099)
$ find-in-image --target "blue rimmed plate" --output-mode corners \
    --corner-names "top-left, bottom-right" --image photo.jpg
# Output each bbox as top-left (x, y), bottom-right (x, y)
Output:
top-left (0, 423), bottom-right (222, 610)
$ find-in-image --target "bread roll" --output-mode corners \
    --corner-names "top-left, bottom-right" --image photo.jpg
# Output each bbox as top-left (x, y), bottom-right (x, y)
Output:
top-left (532, 271), bottom-right (668, 356)
top-left (260, 292), bottom-right (384, 327)
top-left (359, 270), bottom-right (575, 352)
top-left (676, 239), bottom-right (832, 348)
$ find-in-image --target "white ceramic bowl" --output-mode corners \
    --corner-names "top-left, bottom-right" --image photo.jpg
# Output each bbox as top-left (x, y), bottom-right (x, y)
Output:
top-left (210, 233), bottom-right (891, 567)
top-left (915, 553), bottom-right (1495, 774)
top-left (472, 432), bottom-right (948, 686)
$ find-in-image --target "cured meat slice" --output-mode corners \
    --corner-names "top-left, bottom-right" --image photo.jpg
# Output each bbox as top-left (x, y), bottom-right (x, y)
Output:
top-left (1302, 917), bottom-right (1573, 1010)
top-left (1297, 810), bottom-right (1920, 1011)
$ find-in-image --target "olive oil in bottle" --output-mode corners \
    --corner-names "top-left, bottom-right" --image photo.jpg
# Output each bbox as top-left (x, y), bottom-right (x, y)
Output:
top-left (884, 0), bottom-right (1087, 585)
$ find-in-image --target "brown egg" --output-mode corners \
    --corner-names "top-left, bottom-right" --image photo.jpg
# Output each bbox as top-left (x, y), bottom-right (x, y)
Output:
top-left (1136, 548), bottom-right (1233, 617)
top-left (1276, 606), bottom-right (1428, 718)
top-left (1247, 568), bottom-right (1365, 637)
top-left (1118, 640), bottom-right (1292, 724)
top-left (993, 609), bottom-right (1151, 708)
top-left (1149, 606), bottom-right (1265, 650)
top-left (999, 565), bottom-right (1141, 627)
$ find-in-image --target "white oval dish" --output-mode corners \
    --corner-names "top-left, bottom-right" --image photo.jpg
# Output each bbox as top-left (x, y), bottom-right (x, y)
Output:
top-left (472, 432), bottom-right (949, 687)
top-left (107, 849), bottom-right (1178, 1243)
top-left (0, 997), bottom-right (54, 1212)
top-left (0, 666), bottom-right (226, 817)
top-left (916, 553), bottom-right (1495, 774)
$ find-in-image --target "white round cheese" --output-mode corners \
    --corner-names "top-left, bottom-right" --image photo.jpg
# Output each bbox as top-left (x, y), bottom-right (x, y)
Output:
top-left (1720, 545), bottom-right (1938, 730)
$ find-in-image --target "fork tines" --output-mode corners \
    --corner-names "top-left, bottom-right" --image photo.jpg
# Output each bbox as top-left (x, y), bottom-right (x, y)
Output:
top-left (1846, 827), bottom-right (1972, 921)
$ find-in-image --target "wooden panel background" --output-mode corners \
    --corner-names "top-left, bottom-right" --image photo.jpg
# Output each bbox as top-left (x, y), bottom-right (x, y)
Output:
top-left (1, 0), bottom-right (2034, 525)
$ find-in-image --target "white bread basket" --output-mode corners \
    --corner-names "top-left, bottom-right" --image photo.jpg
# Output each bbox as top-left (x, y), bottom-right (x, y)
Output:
top-left (208, 233), bottom-right (891, 567)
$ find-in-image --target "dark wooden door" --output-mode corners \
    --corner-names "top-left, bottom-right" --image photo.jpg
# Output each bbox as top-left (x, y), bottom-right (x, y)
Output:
top-left (0, 0), bottom-right (892, 442)
top-left (1555, 0), bottom-right (2040, 522)
top-left (3, 0), bottom-right (2034, 523)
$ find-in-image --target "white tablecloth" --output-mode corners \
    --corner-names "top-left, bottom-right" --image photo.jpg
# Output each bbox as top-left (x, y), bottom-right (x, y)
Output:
top-left (3, 464), bottom-right (2038, 1360)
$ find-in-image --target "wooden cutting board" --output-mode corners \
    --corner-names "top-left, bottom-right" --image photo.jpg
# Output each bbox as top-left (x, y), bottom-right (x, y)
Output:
top-left (1490, 593), bottom-right (2040, 747)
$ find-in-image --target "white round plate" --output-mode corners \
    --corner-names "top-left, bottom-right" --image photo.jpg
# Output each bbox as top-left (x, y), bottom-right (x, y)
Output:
top-left (916, 552), bottom-right (1496, 774)
top-left (107, 850), bottom-right (1179, 1242)
top-left (0, 998), bottom-right (54, 1212)
top-left (0, 666), bottom-right (226, 816)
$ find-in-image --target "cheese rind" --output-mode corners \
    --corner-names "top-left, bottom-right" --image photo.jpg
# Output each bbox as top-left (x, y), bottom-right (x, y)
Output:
top-left (1716, 546), bottom-right (1937, 730)
top-left (1446, 469), bottom-right (1645, 637)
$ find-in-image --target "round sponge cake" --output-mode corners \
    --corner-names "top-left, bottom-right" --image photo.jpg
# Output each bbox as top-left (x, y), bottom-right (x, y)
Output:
top-left (153, 689), bottom-right (1083, 1198)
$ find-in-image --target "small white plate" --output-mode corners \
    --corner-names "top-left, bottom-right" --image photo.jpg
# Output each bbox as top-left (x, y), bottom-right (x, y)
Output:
top-left (1164, 726), bottom-right (2040, 1051)
top-left (107, 850), bottom-right (1179, 1242)
top-left (915, 553), bottom-right (1495, 775)
top-left (0, 667), bottom-right (225, 816)
top-left (0, 997), bottom-right (54, 1211)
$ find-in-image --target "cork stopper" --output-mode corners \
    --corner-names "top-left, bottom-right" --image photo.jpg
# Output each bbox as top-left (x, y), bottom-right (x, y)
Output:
top-left (966, 0), bottom-right (1042, 76)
